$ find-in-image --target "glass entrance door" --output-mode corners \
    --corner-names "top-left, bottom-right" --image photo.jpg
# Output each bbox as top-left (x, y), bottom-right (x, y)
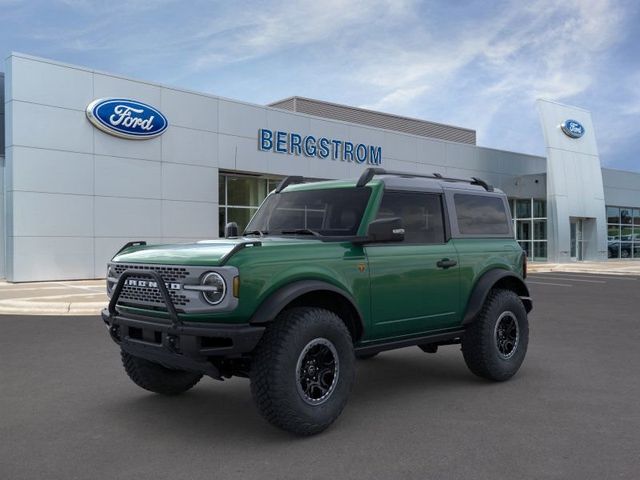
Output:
top-left (570, 218), bottom-right (584, 261)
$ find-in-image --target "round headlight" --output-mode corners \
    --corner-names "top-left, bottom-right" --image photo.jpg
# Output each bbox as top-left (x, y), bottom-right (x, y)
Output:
top-left (201, 272), bottom-right (226, 305)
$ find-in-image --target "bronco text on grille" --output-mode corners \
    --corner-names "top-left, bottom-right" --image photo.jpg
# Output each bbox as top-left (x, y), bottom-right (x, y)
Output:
top-left (110, 264), bottom-right (191, 308)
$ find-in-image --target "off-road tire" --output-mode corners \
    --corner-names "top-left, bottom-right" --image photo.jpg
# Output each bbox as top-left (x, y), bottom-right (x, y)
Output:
top-left (250, 307), bottom-right (355, 435)
top-left (121, 350), bottom-right (202, 395)
top-left (461, 289), bottom-right (529, 381)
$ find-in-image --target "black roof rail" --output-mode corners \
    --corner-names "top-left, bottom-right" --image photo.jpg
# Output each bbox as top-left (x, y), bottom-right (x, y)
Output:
top-left (355, 168), bottom-right (386, 187)
top-left (275, 176), bottom-right (305, 193)
top-left (470, 177), bottom-right (494, 192)
top-left (356, 167), bottom-right (494, 192)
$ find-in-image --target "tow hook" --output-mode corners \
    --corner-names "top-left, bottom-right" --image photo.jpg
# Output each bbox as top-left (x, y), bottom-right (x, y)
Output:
top-left (108, 325), bottom-right (121, 342)
top-left (166, 334), bottom-right (180, 353)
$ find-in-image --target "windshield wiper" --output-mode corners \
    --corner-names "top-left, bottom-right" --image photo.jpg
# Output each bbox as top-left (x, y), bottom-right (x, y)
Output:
top-left (280, 228), bottom-right (322, 238)
top-left (244, 230), bottom-right (268, 237)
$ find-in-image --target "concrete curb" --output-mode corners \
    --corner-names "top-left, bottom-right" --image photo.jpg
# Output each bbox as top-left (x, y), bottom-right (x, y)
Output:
top-left (0, 300), bottom-right (104, 316)
top-left (528, 265), bottom-right (640, 276)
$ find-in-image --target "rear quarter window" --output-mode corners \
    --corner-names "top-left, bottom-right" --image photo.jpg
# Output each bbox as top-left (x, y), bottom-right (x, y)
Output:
top-left (454, 193), bottom-right (510, 235)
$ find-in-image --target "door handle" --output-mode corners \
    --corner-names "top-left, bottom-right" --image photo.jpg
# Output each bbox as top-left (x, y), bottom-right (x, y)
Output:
top-left (437, 258), bottom-right (457, 269)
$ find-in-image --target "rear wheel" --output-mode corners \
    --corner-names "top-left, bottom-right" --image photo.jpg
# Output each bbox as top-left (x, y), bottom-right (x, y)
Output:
top-left (461, 289), bottom-right (529, 381)
top-left (121, 351), bottom-right (202, 395)
top-left (250, 307), bottom-right (355, 435)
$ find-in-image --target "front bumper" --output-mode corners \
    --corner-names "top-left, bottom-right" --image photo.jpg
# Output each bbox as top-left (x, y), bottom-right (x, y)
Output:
top-left (103, 267), bottom-right (262, 379)
top-left (102, 309), bottom-right (265, 378)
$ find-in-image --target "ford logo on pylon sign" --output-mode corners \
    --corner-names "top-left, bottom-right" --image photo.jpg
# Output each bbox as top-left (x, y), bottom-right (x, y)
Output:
top-left (560, 119), bottom-right (585, 139)
top-left (86, 98), bottom-right (168, 139)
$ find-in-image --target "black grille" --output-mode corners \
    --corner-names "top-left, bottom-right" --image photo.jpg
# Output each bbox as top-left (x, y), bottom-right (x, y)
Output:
top-left (113, 264), bottom-right (191, 308)
top-left (113, 264), bottom-right (190, 282)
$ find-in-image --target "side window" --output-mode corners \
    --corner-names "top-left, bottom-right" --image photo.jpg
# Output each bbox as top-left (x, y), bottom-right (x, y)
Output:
top-left (454, 193), bottom-right (510, 235)
top-left (376, 191), bottom-right (445, 244)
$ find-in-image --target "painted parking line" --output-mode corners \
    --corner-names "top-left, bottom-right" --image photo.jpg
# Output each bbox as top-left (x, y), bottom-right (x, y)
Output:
top-left (537, 273), bottom-right (637, 281)
top-left (526, 281), bottom-right (573, 287)
top-left (4, 292), bottom-right (107, 301)
top-left (528, 275), bottom-right (606, 284)
top-left (55, 282), bottom-right (105, 292)
top-left (0, 286), bottom-right (73, 292)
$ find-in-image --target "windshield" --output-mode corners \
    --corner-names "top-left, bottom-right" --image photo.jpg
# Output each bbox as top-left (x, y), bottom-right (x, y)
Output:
top-left (245, 187), bottom-right (371, 237)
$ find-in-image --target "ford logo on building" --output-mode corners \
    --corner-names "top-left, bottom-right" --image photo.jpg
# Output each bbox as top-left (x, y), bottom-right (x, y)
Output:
top-left (86, 98), bottom-right (168, 139)
top-left (560, 119), bottom-right (585, 139)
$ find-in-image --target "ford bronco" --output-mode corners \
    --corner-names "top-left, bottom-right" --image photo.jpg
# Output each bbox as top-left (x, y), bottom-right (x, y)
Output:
top-left (102, 168), bottom-right (532, 435)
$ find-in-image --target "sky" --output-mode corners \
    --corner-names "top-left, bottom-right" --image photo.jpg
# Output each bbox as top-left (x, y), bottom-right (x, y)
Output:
top-left (1, 0), bottom-right (639, 171)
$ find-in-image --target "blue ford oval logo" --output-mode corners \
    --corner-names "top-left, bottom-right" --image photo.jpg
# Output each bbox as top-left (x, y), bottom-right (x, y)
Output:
top-left (86, 98), bottom-right (168, 139)
top-left (560, 119), bottom-right (585, 139)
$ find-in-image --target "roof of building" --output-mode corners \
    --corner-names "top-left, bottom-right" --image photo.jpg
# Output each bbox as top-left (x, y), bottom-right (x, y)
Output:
top-left (268, 96), bottom-right (476, 145)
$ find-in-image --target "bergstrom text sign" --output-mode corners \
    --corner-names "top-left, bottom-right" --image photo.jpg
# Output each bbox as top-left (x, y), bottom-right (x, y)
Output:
top-left (258, 129), bottom-right (382, 165)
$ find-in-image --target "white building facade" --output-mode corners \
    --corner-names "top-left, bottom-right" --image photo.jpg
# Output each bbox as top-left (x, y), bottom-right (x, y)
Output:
top-left (2, 53), bottom-right (639, 281)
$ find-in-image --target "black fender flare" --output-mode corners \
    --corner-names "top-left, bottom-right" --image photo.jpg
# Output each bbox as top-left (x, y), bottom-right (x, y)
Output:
top-left (249, 280), bottom-right (366, 339)
top-left (462, 269), bottom-right (532, 325)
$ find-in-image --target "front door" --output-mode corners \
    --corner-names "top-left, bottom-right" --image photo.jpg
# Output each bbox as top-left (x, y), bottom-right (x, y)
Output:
top-left (365, 191), bottom-right (460, 340)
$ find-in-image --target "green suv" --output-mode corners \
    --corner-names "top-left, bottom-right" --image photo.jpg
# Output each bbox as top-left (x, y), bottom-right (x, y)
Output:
top-left (102, 168), bottom-right (532, 435)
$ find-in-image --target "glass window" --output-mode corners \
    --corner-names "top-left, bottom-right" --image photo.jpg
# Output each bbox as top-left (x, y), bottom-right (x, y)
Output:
top-left (634, 244), bottom-right (640, 259)
top-left (509, 198), bottom-right (546, 260)
top-left (219, 207), bottom-right (226, 235)
top-left (607, 206), bottom-right (620, 224)
top-left (268, 179), bottom-right (280, 193)
top-left (619, 243), bottom-right (632, 259)
top-left (516, 220), bottom-right (531, 241)
top-left (533, 199), bottom-right (546, 218)
top-left (376, 191), bottom-right (445, 244)
top-left (633, 209), bottom-right (640, 226)
top-left (516, 199), bottom-right (531, 219)
top-left (607, 225), bottom-right (620, 240)
top-left (218, 176), bottom-right (226, 205)
top-left (454, 194), bottom-right (510, 235)
top-left (533, 220), bottom-right (547, 240)
top-left (246, 187), bottom-right (372, 237)
top-left (227, 176), bottom-right (268, 207)
top-left (620, 209), bottom-right (632, 225)
top-left (227, 207), bottom-right (258, 232)
top-left (219, 173), bottom-right (283, 237)
top-left (533, 241), bottom-right (547, 259)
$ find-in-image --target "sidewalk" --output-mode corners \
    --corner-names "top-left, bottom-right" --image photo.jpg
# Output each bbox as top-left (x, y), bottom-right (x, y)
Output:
top-left (0, 279), bottom-right (107, 315)
top-left (528, 259), bottom-right (640, 275)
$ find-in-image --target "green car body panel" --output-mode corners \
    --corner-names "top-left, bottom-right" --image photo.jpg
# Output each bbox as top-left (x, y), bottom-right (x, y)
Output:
top-left (104, 169), bottom-right (531, 436)
top-left (109, 177), bottom-right (526, 346)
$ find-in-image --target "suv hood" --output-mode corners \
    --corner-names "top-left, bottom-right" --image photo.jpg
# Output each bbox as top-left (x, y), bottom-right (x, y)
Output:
top-left (111, 237), bottom-right (321, 266)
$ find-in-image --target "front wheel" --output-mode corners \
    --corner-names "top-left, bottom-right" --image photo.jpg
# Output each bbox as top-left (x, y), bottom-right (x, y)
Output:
top-left (461, 289), bottom-right (529, 381)
top-left (121, 351), bottom-right (202, 395)
top-left (250, 307), bottom-right (355, 435)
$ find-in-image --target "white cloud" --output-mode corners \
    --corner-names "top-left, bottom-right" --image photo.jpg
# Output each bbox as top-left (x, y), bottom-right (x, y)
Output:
top-left (4, 0), bottom-right (635, 167)
top-left (190, 0), bottom-right (416, 70)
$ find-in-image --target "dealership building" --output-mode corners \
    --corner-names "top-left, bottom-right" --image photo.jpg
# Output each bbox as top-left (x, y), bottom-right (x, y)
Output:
top-left (1, 52), bottom-right (639, 282)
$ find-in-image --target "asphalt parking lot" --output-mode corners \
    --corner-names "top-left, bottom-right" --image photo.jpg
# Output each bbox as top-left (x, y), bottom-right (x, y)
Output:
top-left (1, 272), bottom-right (639, 480)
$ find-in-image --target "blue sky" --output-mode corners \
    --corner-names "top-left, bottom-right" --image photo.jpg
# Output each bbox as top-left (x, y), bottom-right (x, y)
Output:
top-left (1, 0), bottom-right (639, 171)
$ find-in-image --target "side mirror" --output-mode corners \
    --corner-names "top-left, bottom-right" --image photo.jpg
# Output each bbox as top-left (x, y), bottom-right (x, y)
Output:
top-left (224, 222), bottom-right (239, 238)
top-left (365, 217), bottom-right (405, 243)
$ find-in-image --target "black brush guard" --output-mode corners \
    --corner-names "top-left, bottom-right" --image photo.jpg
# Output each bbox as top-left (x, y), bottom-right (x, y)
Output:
top-left (102, 269), bottom-right (264, 379)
